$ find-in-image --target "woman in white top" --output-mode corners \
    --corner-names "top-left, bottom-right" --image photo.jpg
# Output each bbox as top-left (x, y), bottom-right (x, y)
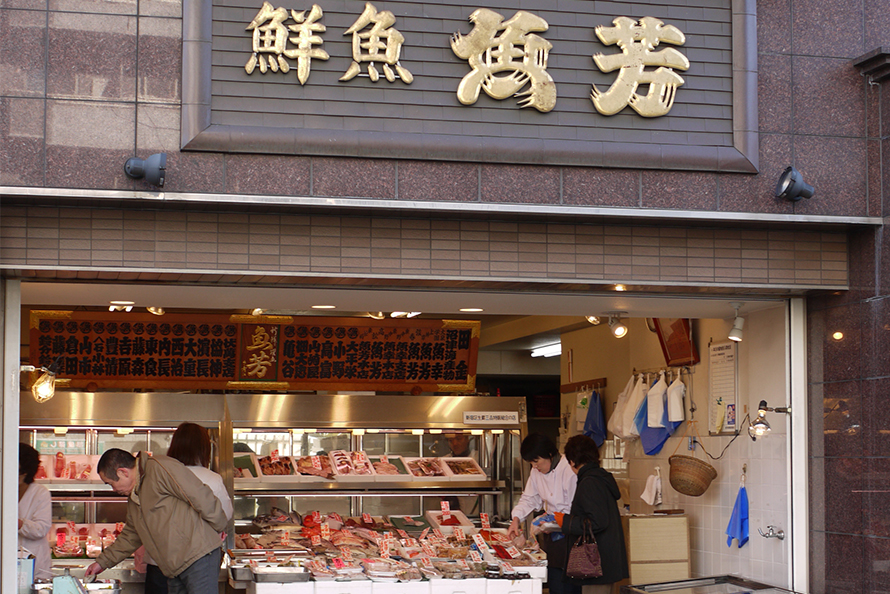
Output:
top-left (19, 444), bottom-right (52, 581)
top-left (507, 434), bottom-right (579, 594)
top-left (140, 423), bottom-right (233, 594)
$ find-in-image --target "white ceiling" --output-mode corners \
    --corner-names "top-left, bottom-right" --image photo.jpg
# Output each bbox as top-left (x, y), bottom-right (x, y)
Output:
top-left (19, 282), bottom-right (785, 351)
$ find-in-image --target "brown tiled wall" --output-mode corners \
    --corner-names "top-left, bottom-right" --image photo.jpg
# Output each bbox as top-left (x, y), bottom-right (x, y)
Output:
top-left (0, 206), bottom-right (849, 287)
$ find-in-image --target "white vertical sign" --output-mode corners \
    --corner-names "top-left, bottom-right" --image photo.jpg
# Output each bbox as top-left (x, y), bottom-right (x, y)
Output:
top-left (708, 341), bottom-right (738, 434)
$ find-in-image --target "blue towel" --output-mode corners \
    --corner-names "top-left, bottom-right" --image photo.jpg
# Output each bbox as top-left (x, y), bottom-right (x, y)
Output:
top-left (726, 485), bottom-right (749, 547)
top-left (583, 390), bottom-right (606, 446)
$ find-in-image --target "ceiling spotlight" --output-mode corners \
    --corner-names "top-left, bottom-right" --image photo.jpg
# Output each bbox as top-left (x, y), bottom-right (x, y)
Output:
top-left (250, 308), bottom-right (264, 316)
top-left (728, 302), bottom-right (744, 342)
top-left (585, 316), bottom-right (601, 325)
top-left (124, 152), bottom-right (167, 187)
top-left (775, 166), bottom-right (814, 201)
top-left (530, 343), bottom-right (562, 358)
top-left (391, 312), bottom-right (422, 318)
top-left (109, 301), bottom-right (134, 312)
top-left (147, 306), bottom-right (165, 316)
top-left (614, 284), bottom-right (626, 292)
top-left (367, 312), bottom-right (386, 320)
top-left (605, 312), bottom-right (628, 338)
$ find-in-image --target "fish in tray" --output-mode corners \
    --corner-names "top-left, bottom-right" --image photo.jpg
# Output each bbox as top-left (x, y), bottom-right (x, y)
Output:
top-left (294, 455), bottom-right (335, 479)
top-left (406, 458), bottom-right (448, 477)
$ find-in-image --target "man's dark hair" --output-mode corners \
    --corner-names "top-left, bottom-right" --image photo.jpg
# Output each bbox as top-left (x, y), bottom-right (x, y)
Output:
top-left (563, 434), bottom-right (601, 468)
top-left (97, 448), bottom-right (137, 481)
top-left (19, 443), bottom-right (41, 484)
top-left (520, 433), bottom-right (559, 462)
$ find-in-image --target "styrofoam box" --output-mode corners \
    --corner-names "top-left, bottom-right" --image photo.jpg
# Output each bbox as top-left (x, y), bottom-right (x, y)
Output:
top-left (331, 451), bottom-right (377, 482)
top-left (424, 510), bottom-right (476, 535)
top-left (521, 566), bottom-right (546, 581)
top-left (485, 578), bottom-right (542, 594)
top-left (247, 581), bottom-right (313, 594)
top-left (292, 455), bottom-right (336, 483)
top-left (233, 453), bottom-right (261, 482)
top-left (440, 458), bottom-right (486, 481)
top-left (368, 455), bottom-right (411, 482)
top-left (429, 578), bottom-right (488, 594)
top-left (256, 455), bottom-right (301, 481)
top-left (403, 458), bottom-right (453, 479)
top-left (371, 581), bottom-right (430, 594)
top-left (314, 578), bottom-right (373, 594)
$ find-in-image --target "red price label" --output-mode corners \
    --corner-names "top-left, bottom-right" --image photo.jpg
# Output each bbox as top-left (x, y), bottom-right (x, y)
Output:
top-left (419, 528), bottom-right (430, 540)
top-left (56, 532), bottom-right (66, 547)
top-left (355, 451), bottom-right (368, 463)
top-left (433, 528), bottom-right (444, 539)
top-left (421, 542), bottom-right (435, 557)
top-left (265, 551), bottom-right (275, 562)
top-left (397, 529), bottom-right (409, 539)
top-left (329, 512), bottom-right (343, 523)
top-left (469, 550), bottom-right (483, 563)
top-left (362, 513), bottom-right (373, 524)
top-left (381, 455), bottom-right (389, 464)
top-left (472, 533), bottom-right (487, 550)
top-left (320, 523), bottom-right (331, 539)
top-left (506, 546), bottom-right (521, 558)
top-left (67, 521), bottom-right (76, 533)
top-left (458, 559), bottom-right (471, 570)
top-left (311, 456), bottom-right (322, 469)
top-left (380, 545), bottom-right (390, 559)
top-left (454, 527), bottom-right (466, 542)
top-left (311, 535), bottom-right (321, 546)
top-left (420, 556), bottom-right (433, 568)
top-left (440, 501), bottom-right (451, 513)
top-left (312, 511), bottom-right (321, 523)
top-left (281, 533), bottom-right (291, 546)
top-left (340, 547), bottom-right (353, 561)
top-left (501, 561), bottom-right (516, 573)
top-left (248, 559), bottom-right (259, 569)
top-left (115, 523), bottom-right (125, 533)
top-left (480, 513), bottom-right (490, 529)
top-left (406, 538), bottom-right (418, 547)
top-left (270, 449), bottom-right (280, 462)
top-left (332, 557), bottom-right (346, 569)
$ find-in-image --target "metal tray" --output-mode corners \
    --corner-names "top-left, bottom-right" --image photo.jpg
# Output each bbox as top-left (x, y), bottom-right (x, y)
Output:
top-left (251, 567), bottom-right (311, 582)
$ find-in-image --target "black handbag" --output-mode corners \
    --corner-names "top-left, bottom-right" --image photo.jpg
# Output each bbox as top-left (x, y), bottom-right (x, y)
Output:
top-left (565, 519), bottom-right (603, 579)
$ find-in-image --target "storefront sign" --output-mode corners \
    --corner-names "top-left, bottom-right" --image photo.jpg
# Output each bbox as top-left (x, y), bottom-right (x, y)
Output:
top-left (462, 411), bottom-right (519, 425)
top-left (29, 311), bottom-right (479, 393)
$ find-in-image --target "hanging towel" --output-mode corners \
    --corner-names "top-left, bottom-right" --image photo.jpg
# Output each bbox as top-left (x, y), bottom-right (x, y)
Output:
top-left (583, 389), bottom-right (606, 446)
top-left (607, 375), bottom-right (636, 438)
top-left (726, 485), bottom-right (749, 548)
top-left (576, 391), bottom-right (591, 431)
top-left (640, 468), bottom-right (663, 505)
top-left (623, 376), bottom-right (647, 438)
top-left (667, 375), bottom-right (686, 423)
top-left (647, 372), bottom-right (668, 428)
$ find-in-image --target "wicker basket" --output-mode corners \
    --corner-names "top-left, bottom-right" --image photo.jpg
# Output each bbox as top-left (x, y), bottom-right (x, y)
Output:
top-left (668, 455), bottom-right (718, 497)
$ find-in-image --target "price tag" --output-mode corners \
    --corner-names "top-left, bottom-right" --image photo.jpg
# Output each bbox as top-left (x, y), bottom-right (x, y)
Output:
top-left (56, 532), bottom-right (66, 547)
top-left (472, 533), bottom-right (487, 550)
top-left (419, 528), bottom-right (430, 540)
top-left (329, 512), bottom-right (343, 523)
top-left (270, 449), bottom-right (280, 462)
top-left (362, 513), bottom-right (373, 524)
top-left (420, 556), bottom-right (434, 568)
top-left (397, 529), bottom-right (409, 539)
top-left (312, 511), bottom-right (321, 523)
top-left (265, 550), bottom-right (275, 562)
top-left (506, 546), bottom-right (521, 559)
top-left (469, 550), bottom-right (483, 563)
top-left (433, 528), bottom-right (444, 539)
top-left (114, 522), bottom-right (125, 533)
top-left (380, 545), bottom-right (390, 559)
top-left (495, 532), bottom-right (511, 542)
top-left (480, 513), bottom-right (490, 529)
top-left (406, 538), bottom-right (418, 547)
top-left (311, 535), bottom-right (321, 546)
top-left (355, 451), bottom-right (368, 464)
top-left (381, 455), bottom-right (389, 464)
top-left (440, 500), bottom-right (451, 520)
top-left (280, 533), bottom-right (291, 546)
top-left (332, 557), bottom-right (346, 569)
top-left (247, 559), bottom-right (258, 569)
top-left (501, 561), bottom-right (516, 574)
top-left (454, 527), bottom-right (466, 542)
top-left (320, 522), bottom-right (331, 539)
top-left (67, 521), bottom-right (76, 533)
top-left (457, 559), bottom-right (471, 570)
top-left (311, 455), bottom-right (322, 469)
top-left (421, 541), bottom-right (436, 557)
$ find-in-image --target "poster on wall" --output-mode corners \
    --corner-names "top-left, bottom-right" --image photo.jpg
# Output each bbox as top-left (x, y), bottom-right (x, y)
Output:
top-left (708, 341), bottom-right (738, 434)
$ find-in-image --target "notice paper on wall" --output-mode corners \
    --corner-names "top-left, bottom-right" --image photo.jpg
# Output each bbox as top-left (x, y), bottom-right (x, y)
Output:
top-left (708, 342), bottom-right (738, 434)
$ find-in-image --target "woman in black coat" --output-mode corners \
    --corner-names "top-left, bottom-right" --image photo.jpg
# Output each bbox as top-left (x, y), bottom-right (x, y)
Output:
top-left (559, 434), bottom-right (629, 593)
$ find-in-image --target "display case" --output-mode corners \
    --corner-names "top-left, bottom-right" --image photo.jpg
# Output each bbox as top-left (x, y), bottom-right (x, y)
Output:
top-left (21, 392), bottom-right (528, 592)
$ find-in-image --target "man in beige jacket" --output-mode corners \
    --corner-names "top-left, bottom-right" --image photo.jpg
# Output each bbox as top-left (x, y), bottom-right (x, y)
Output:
top-left (85, 449), bottom-right (228, 594)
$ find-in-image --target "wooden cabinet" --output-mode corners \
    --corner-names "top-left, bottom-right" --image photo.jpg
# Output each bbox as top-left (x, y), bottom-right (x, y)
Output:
top-left (621, 515), bottom-right (690, 585)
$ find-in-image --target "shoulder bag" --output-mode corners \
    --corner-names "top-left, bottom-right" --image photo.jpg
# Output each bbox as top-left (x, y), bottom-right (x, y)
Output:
top-left (565, 518), bottom-right (603, 579)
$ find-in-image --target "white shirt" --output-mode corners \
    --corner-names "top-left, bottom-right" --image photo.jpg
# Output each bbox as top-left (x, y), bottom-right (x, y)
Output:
top-left (19, 482), bottom-right (52, 580)
top-left (510, 456), bottom-right (577, 521)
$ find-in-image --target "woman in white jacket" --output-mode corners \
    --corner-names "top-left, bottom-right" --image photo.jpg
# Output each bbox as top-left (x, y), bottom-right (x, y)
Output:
top-left (19, 443), bottom-right (52, 581)
top-left (507, 434), bottom-right (578, 594)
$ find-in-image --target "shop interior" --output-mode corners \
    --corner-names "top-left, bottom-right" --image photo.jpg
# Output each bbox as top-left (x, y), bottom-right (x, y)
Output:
top-left (14, 280), bottom-right (797, 590)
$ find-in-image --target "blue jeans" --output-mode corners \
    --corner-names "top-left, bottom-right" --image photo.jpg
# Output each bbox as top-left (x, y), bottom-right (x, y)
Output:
top-left (166, 549), bottom-right (220, 594)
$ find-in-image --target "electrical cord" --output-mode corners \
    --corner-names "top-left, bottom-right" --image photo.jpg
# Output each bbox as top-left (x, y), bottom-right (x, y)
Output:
top-left (691, 413), bottom-right (750, 461)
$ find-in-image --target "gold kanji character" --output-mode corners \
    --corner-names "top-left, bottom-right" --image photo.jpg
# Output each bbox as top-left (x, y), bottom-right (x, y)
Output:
top-left (451, 9), bottom-right (555, 113)
top-left (244, 351), bottom-right (273, 377)
top-left (340, 3), bottom-right (413, 84)
top-left (590, 16), bottom-right (690, 117)
top-left (246, 2), bottom-right (329, 84)
top-left (246, 326), bottom-right (273, 352)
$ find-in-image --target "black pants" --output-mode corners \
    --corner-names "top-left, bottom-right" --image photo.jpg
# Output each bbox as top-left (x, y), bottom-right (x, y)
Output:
top-left (145, 564), bottom-right (168, 594)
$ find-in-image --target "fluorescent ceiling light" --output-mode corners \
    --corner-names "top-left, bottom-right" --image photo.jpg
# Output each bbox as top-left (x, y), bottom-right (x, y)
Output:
top-left (531, 343), bottom-right (561, 358)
